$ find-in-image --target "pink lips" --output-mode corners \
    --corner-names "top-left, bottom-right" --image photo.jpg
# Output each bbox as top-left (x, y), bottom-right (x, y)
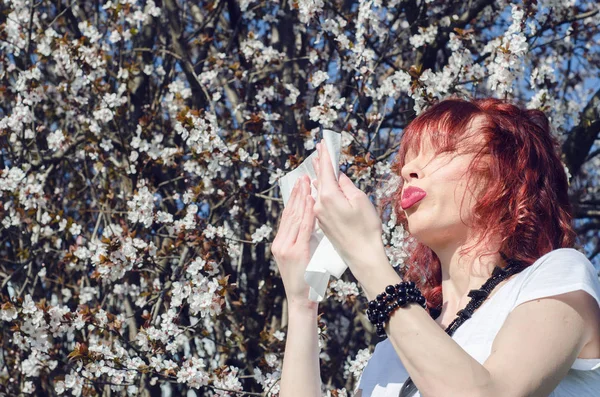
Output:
top-left (401, 186), bottom-right (427, 210)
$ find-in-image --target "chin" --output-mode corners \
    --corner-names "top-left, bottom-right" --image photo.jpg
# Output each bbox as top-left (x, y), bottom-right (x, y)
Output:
top-left (405, 218), bottom-right (455, 244)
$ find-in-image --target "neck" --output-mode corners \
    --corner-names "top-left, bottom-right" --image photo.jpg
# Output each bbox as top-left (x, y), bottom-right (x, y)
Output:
top-left (432, 237), bottom-right (505, 313)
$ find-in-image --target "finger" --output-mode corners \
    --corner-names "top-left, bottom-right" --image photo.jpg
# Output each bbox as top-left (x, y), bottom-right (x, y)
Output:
top-left (317, 139), bottom-right (339, 190)
top-left (338, 172), bottom-right (357, 201)
top-left (311, 156), bottom-right (320, 191)
top-left (282, 176), bottom-right (309, 246)
top-left (296, 194), bottom-right (316, 243)
top-left (282, 177), bottom-right (302, 218)
top-left (278, 177), bottom-right (304, 240)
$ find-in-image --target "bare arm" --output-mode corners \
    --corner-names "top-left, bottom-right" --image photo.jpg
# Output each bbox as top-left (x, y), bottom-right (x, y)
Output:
top-left (271, 175), bottom-right (323, 397)
top-left (280, 301), bottom-right (321, 397)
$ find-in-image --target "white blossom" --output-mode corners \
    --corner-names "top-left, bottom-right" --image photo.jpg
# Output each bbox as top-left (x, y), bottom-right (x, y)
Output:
top-left (310, 71), bottom-right (329, 88)
top-left (273, 330), bottom-right (286, 341)
top-left (0, 167), bottom-right (26, 192)
top-left (485, 5), bottom-right (529, 95)
top-left (256, 86), bottom-right (278, 106)
top-left (375, 70), bottom-right (411, 100)
top-left (127, 182), bottom-right (155, 228)
top-left (344, 348), bottom-right (372, 379)
top-left (240, 39), bottom-right (285, 69)
top-left (329, 280), bottom-right (360, 302)
top-left (144, 0), bottom-right (161, 18)
top-left (297, 0), bottom-right (325, 24)
top-left (213, 366), bottom-right (243, 395)
top-left (47, 129), bottom-right (66, 151)
top-left (309, 84), bottom-right (346, 128)
top-left (0, 304), bottom-right (18, 321)
top-left (251, 224), bottom-right (272, 243)
top-left (284, 83), bottom-right (300, 105)
top-left (409, 25), bottom-right (438, 48)
top-left (69, 223), bottom-right (82, 237)
top-left (177, 357), bottom-right (210, 388)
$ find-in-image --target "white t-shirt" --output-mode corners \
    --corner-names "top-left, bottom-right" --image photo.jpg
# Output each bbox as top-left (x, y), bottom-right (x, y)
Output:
top-left (356, 248), bottom-right (600, 396)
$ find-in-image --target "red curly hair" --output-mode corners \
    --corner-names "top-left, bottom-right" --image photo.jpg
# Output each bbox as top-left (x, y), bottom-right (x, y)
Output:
top-left (379, 97), bottom-right (577, 315)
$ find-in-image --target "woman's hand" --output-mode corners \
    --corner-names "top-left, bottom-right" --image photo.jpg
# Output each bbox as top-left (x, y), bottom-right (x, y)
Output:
top-left (311, 139), bottom-right (388, 277)
top-left (271, 174), bottom-right (318, 310)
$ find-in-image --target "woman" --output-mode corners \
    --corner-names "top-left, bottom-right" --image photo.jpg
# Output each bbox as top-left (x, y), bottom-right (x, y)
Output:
top-left (271, 97), bottom-right (600, 396)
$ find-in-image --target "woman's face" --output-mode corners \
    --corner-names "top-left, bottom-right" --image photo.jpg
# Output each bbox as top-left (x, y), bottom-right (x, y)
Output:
top-left (400, 131), bottom-right (487, 249)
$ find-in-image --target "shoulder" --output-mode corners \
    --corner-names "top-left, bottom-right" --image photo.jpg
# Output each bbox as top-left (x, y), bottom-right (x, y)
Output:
top-left (511, 247), bottom-right (600, 349)
top-left (515, 248), bottom-right (600, 306)
top-left (528, 247), bottom-right (592, 271)
top-left (483, 249), bottom-right (600, 395)
top-left (485, 286), bottom-right (597, 395)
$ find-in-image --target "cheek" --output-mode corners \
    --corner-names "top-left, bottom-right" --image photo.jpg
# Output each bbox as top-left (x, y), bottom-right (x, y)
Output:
top-left (443, 175), bottom-right (477, 218)
top-left (454, 182), bottom-right (480, 222)
top-left (437, 171), bottom-right (469, 206)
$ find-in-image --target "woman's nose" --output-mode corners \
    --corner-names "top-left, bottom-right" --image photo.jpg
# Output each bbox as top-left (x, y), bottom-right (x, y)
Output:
top-left (400, 161), bottom-right (421, 183)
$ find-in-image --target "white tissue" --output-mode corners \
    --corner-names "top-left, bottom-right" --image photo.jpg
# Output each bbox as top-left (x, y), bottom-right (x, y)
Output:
top-left (277, 129), bottom-right (349, 302)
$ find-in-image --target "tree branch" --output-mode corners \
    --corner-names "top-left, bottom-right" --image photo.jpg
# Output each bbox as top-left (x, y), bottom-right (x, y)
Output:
top-left (562, 88), bottom-right (600, 178)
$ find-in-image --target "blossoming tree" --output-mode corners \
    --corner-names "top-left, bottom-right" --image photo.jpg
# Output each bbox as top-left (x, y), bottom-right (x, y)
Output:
top-left (0, 0), bottom-right (599, 395)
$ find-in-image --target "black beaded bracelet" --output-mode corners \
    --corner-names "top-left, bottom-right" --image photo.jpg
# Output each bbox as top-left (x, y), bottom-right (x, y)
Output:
top-left (365, 281), bottom-right (427, 337)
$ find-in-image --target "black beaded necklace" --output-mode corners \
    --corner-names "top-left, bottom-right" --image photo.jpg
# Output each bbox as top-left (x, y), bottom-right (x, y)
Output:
top-left (398, 253), bottom-right (526, 397)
